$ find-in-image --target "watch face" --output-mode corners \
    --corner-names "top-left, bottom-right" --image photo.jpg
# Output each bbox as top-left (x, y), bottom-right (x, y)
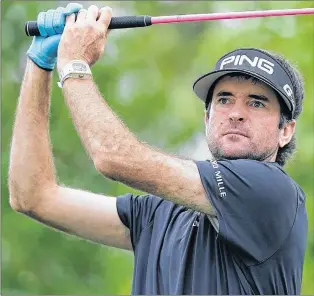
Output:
top-left (73, 62), bottom-right (87, 71)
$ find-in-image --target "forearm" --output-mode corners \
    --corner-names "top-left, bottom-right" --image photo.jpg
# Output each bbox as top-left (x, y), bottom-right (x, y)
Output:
top-left (62, 77), bottom-right (141, 167)
top-left (9, 58), bottom-right (57, 211)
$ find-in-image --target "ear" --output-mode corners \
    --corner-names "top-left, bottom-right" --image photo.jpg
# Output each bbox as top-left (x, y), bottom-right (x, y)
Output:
top-left (204, 109), bottom-right (209, 124)
top-left (204, 109), bottom-right (209, 135)
top-left (279, 120), bottom-right (296, 148)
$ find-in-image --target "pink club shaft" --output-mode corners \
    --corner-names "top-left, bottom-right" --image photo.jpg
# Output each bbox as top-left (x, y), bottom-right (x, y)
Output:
top-left (151, 8), bottom-right (314, 25)
top-left (25, 7), bottom-right (314, 37)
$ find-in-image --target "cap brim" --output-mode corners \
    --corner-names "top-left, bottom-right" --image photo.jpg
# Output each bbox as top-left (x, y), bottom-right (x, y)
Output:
top-left (193, 69), bottom-right (286, 106)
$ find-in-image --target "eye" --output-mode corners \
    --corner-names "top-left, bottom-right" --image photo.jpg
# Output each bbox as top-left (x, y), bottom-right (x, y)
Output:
top-left (217, 97), bottom-right (230, 105)
top-left (249, 100), bottom-right (265, 108)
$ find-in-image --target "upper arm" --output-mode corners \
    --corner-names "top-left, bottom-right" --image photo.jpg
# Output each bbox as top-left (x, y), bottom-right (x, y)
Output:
top-left (25, 186), bottom-right (132, 250)
top-left (99, 146), bottom-right (215, 215)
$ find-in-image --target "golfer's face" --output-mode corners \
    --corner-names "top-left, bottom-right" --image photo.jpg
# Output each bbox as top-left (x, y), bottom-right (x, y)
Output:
top-left (206, 75), bottom-right (282, 161)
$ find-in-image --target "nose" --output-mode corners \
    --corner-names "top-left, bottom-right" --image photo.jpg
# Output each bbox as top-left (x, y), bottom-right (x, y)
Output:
top-left (228, 102), bottom-right (246, 123)
top-left (229, 113), bottom-right (244, 122)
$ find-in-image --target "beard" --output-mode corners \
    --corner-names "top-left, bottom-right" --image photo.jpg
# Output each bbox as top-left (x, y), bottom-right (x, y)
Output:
top-left (207, 138), bottom-right (278, 162)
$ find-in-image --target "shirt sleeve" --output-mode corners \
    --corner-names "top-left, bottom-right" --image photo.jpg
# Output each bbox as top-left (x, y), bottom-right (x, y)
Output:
top-left (195, 159), bottom-right (299, 265)
top-left (116, 193), bottom-right (162, 251)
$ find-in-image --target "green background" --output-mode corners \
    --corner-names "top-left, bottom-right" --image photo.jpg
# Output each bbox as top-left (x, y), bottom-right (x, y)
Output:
top-left (2, 1), bottom-right (313, 294)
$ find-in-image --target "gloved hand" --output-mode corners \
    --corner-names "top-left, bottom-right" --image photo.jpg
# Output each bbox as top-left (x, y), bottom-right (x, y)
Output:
top-left (26, 3), bottom-right (83, 71)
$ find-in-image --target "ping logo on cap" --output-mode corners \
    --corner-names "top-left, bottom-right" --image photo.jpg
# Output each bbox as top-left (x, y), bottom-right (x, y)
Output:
top-left (219, 55), bottom-right (275, 75)
top-left (283, 84), bottom-right (293, 97)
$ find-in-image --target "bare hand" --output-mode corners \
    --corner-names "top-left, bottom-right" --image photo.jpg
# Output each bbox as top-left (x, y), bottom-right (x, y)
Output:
top-left (57, 5), bottom-right (112, 71)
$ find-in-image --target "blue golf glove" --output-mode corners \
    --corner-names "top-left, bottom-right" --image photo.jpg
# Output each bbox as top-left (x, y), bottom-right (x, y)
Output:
top-left (26, 3), bottom-right (83, 71)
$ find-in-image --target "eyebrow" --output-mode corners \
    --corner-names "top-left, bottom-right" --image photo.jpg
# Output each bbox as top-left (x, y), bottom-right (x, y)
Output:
top-left (215, 91), bottom-right (270, 102)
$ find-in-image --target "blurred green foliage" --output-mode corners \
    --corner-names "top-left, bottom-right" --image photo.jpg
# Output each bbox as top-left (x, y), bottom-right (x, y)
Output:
top-left (2, 1), bottom-right (313, 294)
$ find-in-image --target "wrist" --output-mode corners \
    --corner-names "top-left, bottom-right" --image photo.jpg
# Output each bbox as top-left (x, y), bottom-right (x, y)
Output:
top-left (27, 48), bottom-right (56, 71)
top-left (62, 75), bottom-right (93, 87)
top-left (26, 58), bottom-right (53, 79)
top-left (57, 60), bottom-right (92, 88)
top-left (27, 57), bottom-right (54, 73)
top-left (57, 58), bottom-right (90, 73)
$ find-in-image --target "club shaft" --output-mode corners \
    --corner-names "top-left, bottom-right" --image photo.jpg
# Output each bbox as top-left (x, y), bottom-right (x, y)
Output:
top-left (25, 7), bottom-right (314, 36)
top-left (151, 8), bottom-right (314, 25)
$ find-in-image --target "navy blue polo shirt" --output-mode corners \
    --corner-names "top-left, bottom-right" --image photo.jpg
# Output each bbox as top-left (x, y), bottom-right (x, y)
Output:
top-left (116, 159), bottom-right (307, 295)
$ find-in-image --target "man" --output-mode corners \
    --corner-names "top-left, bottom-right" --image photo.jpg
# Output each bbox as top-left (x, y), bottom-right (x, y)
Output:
top-left (9, 3), bottom-right (307, 295)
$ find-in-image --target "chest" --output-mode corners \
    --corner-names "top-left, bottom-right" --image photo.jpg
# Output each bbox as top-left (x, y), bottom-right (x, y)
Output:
top-left (150, 206), bottom-right (218, 262)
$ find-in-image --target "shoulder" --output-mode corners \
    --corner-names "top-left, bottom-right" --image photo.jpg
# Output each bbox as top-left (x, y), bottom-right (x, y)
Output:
top-left (197, 158), bottom-right (298, 189)
top-left (195, 159), bottom-right (304, 208)
top-left (198, 158), bottom-right (289, 176)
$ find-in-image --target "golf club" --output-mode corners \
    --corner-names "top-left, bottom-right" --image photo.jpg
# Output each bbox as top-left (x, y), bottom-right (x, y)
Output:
top-left (25, 7), bottom-right (314, 36)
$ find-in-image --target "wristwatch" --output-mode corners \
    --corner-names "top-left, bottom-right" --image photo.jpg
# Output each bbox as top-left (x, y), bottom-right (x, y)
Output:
top-left (57, 60), bottom-right (92, 88)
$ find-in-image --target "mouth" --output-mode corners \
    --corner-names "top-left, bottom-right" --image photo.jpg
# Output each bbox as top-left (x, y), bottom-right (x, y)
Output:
top-left (223, 130), bottom-right (248, 138)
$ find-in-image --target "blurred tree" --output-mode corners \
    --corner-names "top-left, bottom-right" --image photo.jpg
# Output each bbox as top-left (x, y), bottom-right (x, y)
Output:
top-left (2, 0), bottom-right (313, 294)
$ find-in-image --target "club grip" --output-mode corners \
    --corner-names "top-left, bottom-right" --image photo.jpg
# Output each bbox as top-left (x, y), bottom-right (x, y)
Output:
top-left (24, 15), bottom-right (152, 36)
top-left (109, 15), bottom-right (152, 29)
